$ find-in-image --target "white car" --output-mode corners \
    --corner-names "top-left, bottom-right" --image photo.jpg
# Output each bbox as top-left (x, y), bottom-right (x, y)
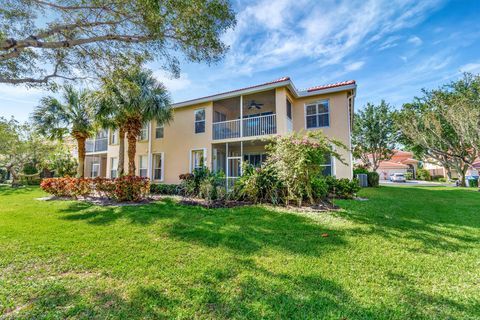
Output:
top-left (390, 173), bottom-right (407, 182)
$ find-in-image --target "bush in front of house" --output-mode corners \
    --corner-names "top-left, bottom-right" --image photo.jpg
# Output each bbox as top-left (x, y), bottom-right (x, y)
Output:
top-left (325, 176), bottom-right (361, 199)
top-left (150, 183), bottom-right (180, 195)
top-left (416, 168), bottom-right (431, 181)
top-left (41, 176), bottom-right (150, 202)
top-left (367, 171), bottom-right (379, 187)
top-left (40, 177), bottom-right (92, 198)
top-left (111, 176), bottom-right (150, 202)
top-left (468, 178), bottom-right (479, 188)
top-left (404, 172), bottom-right (413, 180)
top-left (179, 168), bottom-right (227, 201)
top-left (235, 164), bottom-right (284, 204)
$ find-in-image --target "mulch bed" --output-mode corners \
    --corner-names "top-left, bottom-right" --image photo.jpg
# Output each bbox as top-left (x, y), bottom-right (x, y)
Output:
top-left (36, 194), bottom-right (341, 211)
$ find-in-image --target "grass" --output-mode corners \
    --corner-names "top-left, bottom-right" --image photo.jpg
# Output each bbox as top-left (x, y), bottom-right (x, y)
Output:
top-left (0, 186), bottom-right (479, 319)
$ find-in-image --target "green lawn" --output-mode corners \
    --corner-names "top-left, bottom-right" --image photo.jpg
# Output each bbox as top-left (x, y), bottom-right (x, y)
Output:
top-left (0, 186), bottom-right (479, 319)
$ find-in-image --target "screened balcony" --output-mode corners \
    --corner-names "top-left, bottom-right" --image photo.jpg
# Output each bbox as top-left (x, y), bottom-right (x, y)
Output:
top-left (212, 90), bottom-right (277, 140)
top-left (86, 130), bottom-right (108, 153)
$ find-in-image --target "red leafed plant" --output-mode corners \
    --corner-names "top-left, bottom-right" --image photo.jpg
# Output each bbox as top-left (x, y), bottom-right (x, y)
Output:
top-left (41, 176), bottom-right (150, 202)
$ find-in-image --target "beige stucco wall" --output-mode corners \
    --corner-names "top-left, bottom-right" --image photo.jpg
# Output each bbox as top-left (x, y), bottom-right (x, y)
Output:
top-left (98, 85), bottom-right (353, 183)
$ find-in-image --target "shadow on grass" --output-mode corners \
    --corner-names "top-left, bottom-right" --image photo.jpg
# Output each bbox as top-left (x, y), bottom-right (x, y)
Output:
top-left (59, 198), bottom-right (345, 256)
top-left (335, 186), bottom-right (480, 252)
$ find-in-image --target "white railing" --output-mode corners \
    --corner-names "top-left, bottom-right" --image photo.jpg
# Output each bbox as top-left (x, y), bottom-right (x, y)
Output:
top-left (213, 114), bottom-right (276, 140)
top-left (213, 119), bottom-right (241, 140)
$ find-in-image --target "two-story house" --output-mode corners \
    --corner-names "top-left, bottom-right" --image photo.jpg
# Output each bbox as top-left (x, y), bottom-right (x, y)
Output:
top-left (84, 77), bottom-right (356, 185)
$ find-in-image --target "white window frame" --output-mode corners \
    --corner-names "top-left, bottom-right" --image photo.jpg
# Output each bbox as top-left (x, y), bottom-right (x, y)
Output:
top-left (110, 129), bottom-right (118, 145)
top-left (110, 157), bottom-right (118, 178)
top-left (138, 123), bottom-right (149, 141)
top-left (304, 99), bottom-right (330, 129)
top-left (319, 154), bottom-right (335, 177)
top-left (190, 148), bottom-right (207, 172)
top-left (194, 108), bottom-right (206, 134)
top-left (152, 153), bottom-right (164, 181)
top-left (138, 155), bottom-right (148, 177)
top-left (286, 98), bottom-right (293, 120)
top-left (91, 162), bottom-right (100, 178)
top-left (155, 122), bottom-right (164, 139)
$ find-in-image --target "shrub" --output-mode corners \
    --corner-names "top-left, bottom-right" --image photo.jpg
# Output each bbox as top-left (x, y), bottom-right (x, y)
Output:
top-left (367, 171), bottom-right (379, 187)
top-left (264, 131), bottom-right (345, 206)
top-left (416, 168), bottom-right (431, 181)
top-left (19, 173), bottom-right (41, 185)
top-left (40, 177), bottom-right (92, 198)
top-left (468, 178), bottom-right (479, 188)
top-left (179, 168), bottom-right (226, 200)
top-left (150, 183), bottom-right (180, 195)
top-left (93, 177), bottom-right (116, 198)
top-left (235, 164), bottom-right (283, 204)
top-left (325, 176), bottom-right (361, 199)
top-left (41, 176), bottom-right (149, 202)
top-left (112, 176), bottom-right (150, 202)
top-left (0, 168), bottom-right (7, 183)
top-left (438, 177), bottom-right (448, 183)
top-left (353, 167), bottom-right (369, 175)
top-left (311, 176), bottom-right (329, 200)
top-left (404, 172), bottom-right (413, 180)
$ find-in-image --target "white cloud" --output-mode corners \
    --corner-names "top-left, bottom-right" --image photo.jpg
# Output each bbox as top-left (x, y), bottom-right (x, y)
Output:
top-left (221, 0), bottom-right (444, 75)
top-left (153, 71), bottom-right (191, 92)
top-left (459, 62), bottom-right (480, 74)
top-left (345, 61), bottom-right (365, 71)
top-left (408, 35), bottom-right (423, 46)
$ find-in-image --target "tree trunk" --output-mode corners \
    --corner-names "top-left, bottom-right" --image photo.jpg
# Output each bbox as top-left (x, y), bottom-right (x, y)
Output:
top-left (127, 129), bottom-right (137, 176)
top-left (459, 165), bottom-right (468, 187)
top-left (6, 164), bottom-right (19, 187)
top-left (118, 127), bottom-right (126, 176)
top-left (76, 136), bottom-right (86, 178)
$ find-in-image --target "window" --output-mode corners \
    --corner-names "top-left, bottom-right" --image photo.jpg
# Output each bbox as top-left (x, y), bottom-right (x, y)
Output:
top-left (153, 153), bottom-right (163, 180)
top-left (286, 99), bottom-right (292, 120)
top-left (214, 111), bottom-right (227, 122)
top-left (320, 154), bottom-right (333, 176)
top-left (155, 122), bottom-right (164, 139)
top-left (191, 149), bottom-right (206, 172)
top-left (110, 129), bottom-right (118, 145)
top-left (139, 123), bottom-right (148, 141)
top-left (243, 153), bottom-right (267, 168)
top-left (139, 155), bottom-right (148, 177)
top-left (90, 158), bottom-right (100, 178)
top-left (194, 109), bottom-right (205, 133)
top-left (110, 157), bottom-right (118, 178)
top-left (305, 100), bottom-right (329, 129)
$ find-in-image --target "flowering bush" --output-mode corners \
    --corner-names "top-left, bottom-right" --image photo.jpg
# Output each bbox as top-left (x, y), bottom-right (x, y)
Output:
top-left (40, 177), bottom-right (92, 198)
top-left (112, 176), bottom-right (150, 202)
top-left (41, 176), bottom-right (150, 202)
top-left (264, 131), bottom-right (346, 206)
top-left (93, 177), bottom-right (116, 198)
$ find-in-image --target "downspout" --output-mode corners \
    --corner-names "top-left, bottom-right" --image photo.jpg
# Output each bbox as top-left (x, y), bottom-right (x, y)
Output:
top-left (148, 121), bottom-right (153, 181)
top-left (347, 89), bottom-right (356, 180)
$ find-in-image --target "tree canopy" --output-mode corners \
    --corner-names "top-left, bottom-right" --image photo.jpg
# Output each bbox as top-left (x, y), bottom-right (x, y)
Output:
top-left (0, 0), bottom-right (236, 86)
top-left (397, 73), bottom-right (480, 186)
top-left (352, 100), bottom-right (397, 171)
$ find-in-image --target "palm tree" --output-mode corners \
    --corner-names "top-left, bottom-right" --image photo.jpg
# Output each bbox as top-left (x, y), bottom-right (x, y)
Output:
top-left (96, 67), bottom-right (172, 176)
top-left (32, 85), bottom-right (96, 178)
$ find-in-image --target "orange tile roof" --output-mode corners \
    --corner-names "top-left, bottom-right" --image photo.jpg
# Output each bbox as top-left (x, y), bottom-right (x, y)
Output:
top-left (306, 80), bottom-right (356, 92)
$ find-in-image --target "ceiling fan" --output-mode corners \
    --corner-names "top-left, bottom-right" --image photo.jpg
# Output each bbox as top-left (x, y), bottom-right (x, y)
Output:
top-left (248, 100), bottom-right (264, 109)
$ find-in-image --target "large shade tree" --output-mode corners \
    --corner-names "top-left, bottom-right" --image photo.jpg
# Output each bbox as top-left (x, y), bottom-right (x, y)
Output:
top-left (95, 67), bottom-right (172, 176)
top-left (397, 73), bottom-right (480, 186)
top-left (352, 100), bottom-right (397, 171)
top-left (32, 85), bottom-right (96, 177)
top-left (0, 0), bottom-right (235, 86)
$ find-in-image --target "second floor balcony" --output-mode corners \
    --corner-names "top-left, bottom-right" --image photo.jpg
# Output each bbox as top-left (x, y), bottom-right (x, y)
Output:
top-left (212, 89), bottom-right (278, 140)
top-left (86, 130), bottom-right (108, 153)
top-left (213, 113), bottom-right (276, 140)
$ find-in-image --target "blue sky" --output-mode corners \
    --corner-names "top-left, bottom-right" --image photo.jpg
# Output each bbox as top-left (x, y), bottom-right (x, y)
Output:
top-left (1, 0), bottom-right (480, 121)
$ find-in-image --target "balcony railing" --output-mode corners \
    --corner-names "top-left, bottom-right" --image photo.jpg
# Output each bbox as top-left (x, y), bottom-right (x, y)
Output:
top-left (86, 138), bottom-right (108, 153)
top-left (213, 113), bottom-right (276, 140)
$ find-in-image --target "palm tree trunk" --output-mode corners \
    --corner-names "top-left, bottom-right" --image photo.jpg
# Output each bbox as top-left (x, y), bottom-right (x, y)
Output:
top-left (127, 130), bottom-right (137, 176)
top-left (118, 127), bottom-right (126, 176)
top-left (76, 137), bottom-right (86, 178)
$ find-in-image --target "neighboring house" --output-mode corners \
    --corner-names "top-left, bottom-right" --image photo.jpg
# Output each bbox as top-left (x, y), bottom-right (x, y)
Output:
top-left (364, 150), bottom-right (418, 180)
top-left (84, 77), bottom-right (356, 185)
top-left (424, 158), bottom-right (480, 179)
